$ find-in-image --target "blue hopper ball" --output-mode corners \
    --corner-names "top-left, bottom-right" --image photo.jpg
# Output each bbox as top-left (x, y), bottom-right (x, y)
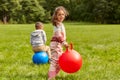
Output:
top-left (32, 51), bottom-right (49, 64)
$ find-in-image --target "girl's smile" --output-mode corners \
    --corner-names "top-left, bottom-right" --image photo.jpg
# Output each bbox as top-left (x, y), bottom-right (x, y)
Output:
top-left (57, 10), bottom-right (65, 22)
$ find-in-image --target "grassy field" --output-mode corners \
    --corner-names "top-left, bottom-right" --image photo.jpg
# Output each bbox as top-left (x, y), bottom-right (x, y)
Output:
top-left (0, 23), bottom-right (120, 80)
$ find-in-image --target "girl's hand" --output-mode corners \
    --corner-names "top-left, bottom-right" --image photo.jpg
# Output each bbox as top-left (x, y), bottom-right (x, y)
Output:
top-left (64, 43), bottom-right (69, 48)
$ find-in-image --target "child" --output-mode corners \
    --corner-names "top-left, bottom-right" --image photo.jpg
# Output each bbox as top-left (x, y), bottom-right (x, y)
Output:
top-left (30, 22), bottom-right (51, 59)
top-left (48, 6), bottom-right (69, 80)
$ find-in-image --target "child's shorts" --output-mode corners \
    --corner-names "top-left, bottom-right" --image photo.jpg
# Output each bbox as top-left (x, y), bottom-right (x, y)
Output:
top-left (32, 45), bottom-right (49, 52)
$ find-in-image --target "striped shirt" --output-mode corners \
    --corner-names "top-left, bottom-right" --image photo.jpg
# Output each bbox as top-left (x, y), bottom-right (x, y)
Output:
top-left (30, 30), bottom-right (46, 47)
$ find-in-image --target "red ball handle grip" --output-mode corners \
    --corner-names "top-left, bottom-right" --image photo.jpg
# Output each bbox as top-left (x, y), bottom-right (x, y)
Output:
top-left (66, 42), bottom-right (73, 51)
top-left (70, 43), bottom-right (73, 50)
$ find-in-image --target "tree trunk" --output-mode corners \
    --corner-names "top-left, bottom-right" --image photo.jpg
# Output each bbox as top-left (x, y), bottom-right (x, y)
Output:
top-left (3, 15), bottom-right (7, 24)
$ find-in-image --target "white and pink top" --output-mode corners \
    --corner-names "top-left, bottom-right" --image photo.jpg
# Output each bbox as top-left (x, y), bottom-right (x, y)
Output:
top-left (51, 23), bottom-right (67, 45)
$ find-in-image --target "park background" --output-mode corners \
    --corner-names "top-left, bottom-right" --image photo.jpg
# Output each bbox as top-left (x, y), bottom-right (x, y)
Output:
top-left (0, 0), bottom-right (120, 80)
top-left (0, 0), bottom-right (120, 24)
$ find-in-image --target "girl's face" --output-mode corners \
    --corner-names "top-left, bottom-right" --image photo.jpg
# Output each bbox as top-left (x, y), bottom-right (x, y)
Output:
top-left (56, 10), bottom-right (65, 22)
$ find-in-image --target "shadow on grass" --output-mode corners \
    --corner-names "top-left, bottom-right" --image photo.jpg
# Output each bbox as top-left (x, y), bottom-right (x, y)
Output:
top-left (19, 60), bottom-right (50, 67)
top-left (56, 74), bottom-right (79, 80)
top-left (2, 73), bottom-right (47, 80)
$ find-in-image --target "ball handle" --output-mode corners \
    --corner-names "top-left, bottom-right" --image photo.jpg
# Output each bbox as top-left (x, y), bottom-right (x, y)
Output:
top-left (70, 43), bottom-right (73, 50)
top-left (66, 42), bottom-right (73, 51)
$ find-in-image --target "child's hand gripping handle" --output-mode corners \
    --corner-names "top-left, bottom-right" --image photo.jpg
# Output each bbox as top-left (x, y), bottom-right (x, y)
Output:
top-left (66, 43), bottom-right (73, 51)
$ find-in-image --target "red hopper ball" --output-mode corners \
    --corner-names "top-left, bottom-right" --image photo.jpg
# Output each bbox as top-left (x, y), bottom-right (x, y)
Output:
top-left (59, 43), bottom-right (82, 73)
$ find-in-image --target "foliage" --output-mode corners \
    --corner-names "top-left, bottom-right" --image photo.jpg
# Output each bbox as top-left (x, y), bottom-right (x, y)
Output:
top-left (19, 0), bottom-right (45, 23)
top-left (0, 0), bottom-right (120, 24)
top-left (43, 0), bottom-right (68, 15)
top-left (66, 0), bottom-right (120, 23)
top-left (0, 0), bottom-right (50, 24)
top-left (0, 0), bottom-right (20, 23)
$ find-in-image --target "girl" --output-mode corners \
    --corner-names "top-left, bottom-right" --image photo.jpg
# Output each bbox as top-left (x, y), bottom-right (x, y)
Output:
top-left (48, 6), bottom-right (69, 80)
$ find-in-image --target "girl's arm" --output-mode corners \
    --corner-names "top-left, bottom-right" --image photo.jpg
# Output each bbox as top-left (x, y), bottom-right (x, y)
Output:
top-left (61, 24), bottom-right (68, 47)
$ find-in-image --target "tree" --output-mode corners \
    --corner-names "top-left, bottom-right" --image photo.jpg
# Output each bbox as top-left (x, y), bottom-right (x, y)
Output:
top-left (43, 0), bottom-right (68, 15)
top-left (0, 0), bottom-right (20, 24)
top-left (19, 0), bottom-right (45, 23)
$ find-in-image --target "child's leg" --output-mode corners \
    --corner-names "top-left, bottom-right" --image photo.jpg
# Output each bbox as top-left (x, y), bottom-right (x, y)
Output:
top-left (32, 46), bottom-right (41, 52)
top-left (48, 64), bottom-right (60, 79)
top-left (33, 45), bottom-right (51, 58)
top-left (48, 53), bottom-right (61, 79)
top-left (45, 46), bottom-right (51, 59)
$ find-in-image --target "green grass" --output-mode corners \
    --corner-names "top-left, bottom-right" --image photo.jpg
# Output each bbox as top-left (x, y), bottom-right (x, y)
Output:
top-left (0, 23), bottom-right (120, 80)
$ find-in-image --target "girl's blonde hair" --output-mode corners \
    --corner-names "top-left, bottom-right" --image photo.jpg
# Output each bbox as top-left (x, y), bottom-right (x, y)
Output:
top-left (35, 22), bottom-right (43, 29)
top-left (52, 6), bottom-right (69, 26)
